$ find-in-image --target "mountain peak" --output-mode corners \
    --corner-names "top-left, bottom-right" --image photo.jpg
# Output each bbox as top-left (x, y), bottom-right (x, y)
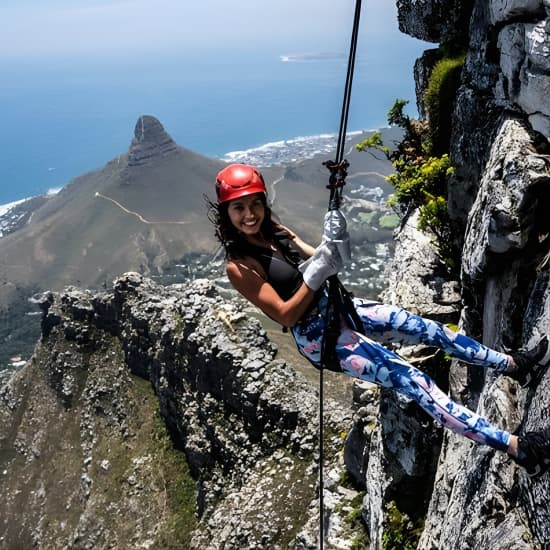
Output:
top-left (127, 115), bottom-right (177, 167)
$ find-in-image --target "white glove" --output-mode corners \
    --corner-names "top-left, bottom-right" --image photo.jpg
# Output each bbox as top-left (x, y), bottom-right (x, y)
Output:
top-left (299, 241), bottom-right (343, 291)
top-left (323, 209), bottom-right (351, 263)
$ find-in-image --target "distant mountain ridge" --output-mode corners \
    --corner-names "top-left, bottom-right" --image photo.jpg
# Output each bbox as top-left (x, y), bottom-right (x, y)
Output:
top-left (0, 115), bottom-right (398, 371)
top-left (0, 116), bottom-right (229, 305)
top-left (0, 116), bottom-right (397, 299)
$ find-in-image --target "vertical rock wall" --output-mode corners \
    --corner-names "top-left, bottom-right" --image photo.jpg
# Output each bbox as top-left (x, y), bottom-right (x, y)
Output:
top-left (385, 1), bottom-right (550, 548)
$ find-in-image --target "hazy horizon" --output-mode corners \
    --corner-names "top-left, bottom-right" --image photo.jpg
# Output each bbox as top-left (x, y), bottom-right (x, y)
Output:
top-left (0, 1), bottom-right (429, 59)
top-left (0, 1), bottom-right (432, 204)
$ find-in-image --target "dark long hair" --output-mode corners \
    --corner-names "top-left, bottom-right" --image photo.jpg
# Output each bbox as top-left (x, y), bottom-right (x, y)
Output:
top-left (206, 193), bottom-right (299, 263)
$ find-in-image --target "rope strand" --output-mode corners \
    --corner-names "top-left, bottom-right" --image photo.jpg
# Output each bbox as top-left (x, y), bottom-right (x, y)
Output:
top-left (319, 2), bottom-right (363, 548)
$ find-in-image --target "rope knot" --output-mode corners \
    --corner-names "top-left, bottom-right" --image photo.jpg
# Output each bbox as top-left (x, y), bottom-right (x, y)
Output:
top-left (323, 159), bottom-right (349, 190)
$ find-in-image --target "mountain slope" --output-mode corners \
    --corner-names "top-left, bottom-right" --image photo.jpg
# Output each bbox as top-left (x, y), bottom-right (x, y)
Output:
top-left (0, 116), bottom-right (397, 304)
top-left (0, 117), bottom-right (229, 298)
top-left (0, 116), bottom-right (398, 374)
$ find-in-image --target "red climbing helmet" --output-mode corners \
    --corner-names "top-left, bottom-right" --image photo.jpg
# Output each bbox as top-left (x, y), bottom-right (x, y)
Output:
top-left (215, 164), bottom-right (267, 203)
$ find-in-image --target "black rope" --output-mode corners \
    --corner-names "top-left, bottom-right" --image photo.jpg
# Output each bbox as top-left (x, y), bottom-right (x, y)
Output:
top-left (318, 1), bottom-right (363, 548)
top-left (335, 0), bottom-right (363, 164)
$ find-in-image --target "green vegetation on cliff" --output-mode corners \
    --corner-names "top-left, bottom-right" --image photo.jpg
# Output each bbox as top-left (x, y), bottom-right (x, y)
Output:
top-left (382, 500), bottom-right (424, 550)
top-left (88, 370), bottom-right (198, 548)
top-left (424, 54), bottom-right (466, 156)
top-left (356, 52), bottom-right (466, 273)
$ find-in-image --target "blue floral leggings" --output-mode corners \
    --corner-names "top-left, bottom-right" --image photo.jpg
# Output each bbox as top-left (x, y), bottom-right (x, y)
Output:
top-left (292, 295), bottom-right (512, 452)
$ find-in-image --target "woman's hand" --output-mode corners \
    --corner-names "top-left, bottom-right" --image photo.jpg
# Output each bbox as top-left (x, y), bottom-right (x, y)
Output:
top-left (279, 225), bottom-right (316, 258)
top-left (299, 241), bottom-right (344, 291)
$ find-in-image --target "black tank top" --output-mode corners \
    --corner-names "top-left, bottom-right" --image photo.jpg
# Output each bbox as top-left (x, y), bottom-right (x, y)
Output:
top-left (243, 235), bottom-right (304, 301)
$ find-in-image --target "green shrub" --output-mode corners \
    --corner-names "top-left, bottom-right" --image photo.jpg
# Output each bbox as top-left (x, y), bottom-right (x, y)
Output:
top-left (387, 99), bottom-right (411, 128)
top-left (355, 131), bottom-right (389, 156)
top-left (418, 192), bottom-right (458, 270)
top-left (386, 154), bottom-right (454, 215)
top-left (382, 501), bottom-right (424, 550)
top-left (424, 55), bottom-right (465, 155)
top-left (351, 534), bottom-right (369, 549)
top-left (355, 84), bottom-right (463, 274)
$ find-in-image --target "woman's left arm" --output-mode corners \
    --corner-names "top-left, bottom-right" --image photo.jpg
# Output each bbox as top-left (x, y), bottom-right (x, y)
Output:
top-left (280, 225), bottom-right (316, 258)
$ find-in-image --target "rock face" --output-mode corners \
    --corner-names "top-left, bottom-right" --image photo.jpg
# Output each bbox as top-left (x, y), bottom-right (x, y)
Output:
top-left (0, 274), bottom-right (363, 549)
top-left (418, 116), bottom-right (550, 550)
top-left (449, 0), bottom-right (550, 223)
top-left (494, 6), bottom-right (550, 137)
top-left (127, 115), bottom-right (178, 167)
top-left (354, 1), bottom-right (550, 549)
top-left (381, 210), bottom-right (461, 324)
top-left (396, 0), bottom-right (474, 45)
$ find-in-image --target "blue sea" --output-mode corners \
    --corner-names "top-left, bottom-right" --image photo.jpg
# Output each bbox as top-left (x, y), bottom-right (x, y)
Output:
top-left (0, 40), bottom-right (427, 205)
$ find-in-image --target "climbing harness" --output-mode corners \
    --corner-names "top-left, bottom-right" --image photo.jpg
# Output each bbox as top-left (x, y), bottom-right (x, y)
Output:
top-left (318, 1), bottom-right (363, 547)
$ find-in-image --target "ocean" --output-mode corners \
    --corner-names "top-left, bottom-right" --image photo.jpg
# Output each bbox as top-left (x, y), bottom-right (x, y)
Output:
top-left (0, 40), bottom-right (426, 205)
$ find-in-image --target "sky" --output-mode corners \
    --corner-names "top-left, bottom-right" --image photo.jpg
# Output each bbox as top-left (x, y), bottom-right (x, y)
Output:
top-left (0, 0), bottom-right (423, 59)
top-left (0, 0), bottom-right (433, 204)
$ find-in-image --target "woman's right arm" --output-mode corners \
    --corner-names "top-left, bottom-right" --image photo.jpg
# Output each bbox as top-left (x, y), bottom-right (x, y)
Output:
top-left (226, 260), bottom-right (316, 328)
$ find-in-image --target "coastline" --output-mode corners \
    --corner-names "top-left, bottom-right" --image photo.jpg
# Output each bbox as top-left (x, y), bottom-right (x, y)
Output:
top-left (1, 128), bottom-right (391, 207)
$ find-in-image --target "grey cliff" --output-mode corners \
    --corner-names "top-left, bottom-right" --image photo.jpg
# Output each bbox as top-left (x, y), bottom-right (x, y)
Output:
top-left (0, 275), bottom-right (363, 548)
top-left (354, 1), bottom-right (550, 549)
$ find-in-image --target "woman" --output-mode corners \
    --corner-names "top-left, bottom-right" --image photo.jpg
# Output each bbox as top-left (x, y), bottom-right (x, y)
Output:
top-left (210, 163), bottom-right (550, 478)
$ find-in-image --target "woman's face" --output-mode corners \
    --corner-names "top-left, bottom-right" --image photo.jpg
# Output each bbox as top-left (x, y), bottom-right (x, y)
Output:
top-left (227, 193), bottom-right (265, 236)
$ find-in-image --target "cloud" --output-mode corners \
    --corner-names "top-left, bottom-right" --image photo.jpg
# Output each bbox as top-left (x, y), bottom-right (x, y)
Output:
top-left (0, 0), bottom-right (417, 58)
